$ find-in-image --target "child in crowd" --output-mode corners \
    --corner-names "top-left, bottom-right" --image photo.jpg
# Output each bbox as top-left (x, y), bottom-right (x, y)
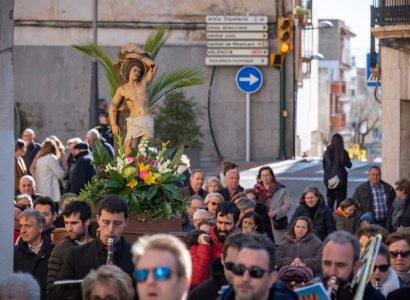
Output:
top-left (333, 198), bottom-right (361, 234)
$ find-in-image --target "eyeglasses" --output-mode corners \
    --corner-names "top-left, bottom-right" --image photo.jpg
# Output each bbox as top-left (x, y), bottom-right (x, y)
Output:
top-left (389, 250), bottom-right (410, 259)
top-left (232, 264), bottom-right (270, 278)
top-left (211, 202), bottom-right (220, 206)
top-left (224, 261), bottom-right (235, 271)
top-left (90, 297), bottom-right (117, 300)
top-left (374, 264), bottom-right (389, 272)
top-left (134, 267), bottom-right (173, 282)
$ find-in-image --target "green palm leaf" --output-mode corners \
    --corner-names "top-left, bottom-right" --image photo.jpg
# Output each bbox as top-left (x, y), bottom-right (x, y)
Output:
top-left (144, 24), bottom-right (172, 60)
top-left (148, 67), bottom-right (208, 106)
top-left (72, 39), bottom-right (118, 97)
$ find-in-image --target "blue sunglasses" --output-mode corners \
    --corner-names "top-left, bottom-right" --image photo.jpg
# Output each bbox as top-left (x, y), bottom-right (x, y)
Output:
top-left (134, 267), bottom-right (172, 282)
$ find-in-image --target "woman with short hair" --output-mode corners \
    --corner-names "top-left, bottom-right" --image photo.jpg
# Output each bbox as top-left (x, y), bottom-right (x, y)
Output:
top-left (386, 178), bottom-right (410, 233)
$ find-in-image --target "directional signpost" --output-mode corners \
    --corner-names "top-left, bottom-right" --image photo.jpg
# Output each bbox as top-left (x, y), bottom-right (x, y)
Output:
top-left (205, 15), bottom-right (269, 66)
top-left (236, 67), bottom-right (263, 161)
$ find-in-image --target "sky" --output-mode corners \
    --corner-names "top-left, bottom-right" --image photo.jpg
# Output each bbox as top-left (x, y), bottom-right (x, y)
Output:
top-left (314, 0), bottom-right (372, 67)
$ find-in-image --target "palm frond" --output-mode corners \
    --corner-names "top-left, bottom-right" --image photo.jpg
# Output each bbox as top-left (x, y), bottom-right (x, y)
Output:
top-left (144, 24), bottom-right (172, 60)
top-left (148, 67), bottom-right (208, 106)
top-left (72, 39), bottom-right (117, 97)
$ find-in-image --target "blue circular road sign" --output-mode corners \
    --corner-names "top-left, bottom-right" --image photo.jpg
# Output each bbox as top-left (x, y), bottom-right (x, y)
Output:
top-left (236, 66), bottom-right (263, 94)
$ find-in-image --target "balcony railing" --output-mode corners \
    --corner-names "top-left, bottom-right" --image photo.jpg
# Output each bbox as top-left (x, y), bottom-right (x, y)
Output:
top-left (371, 0), bottom-right (410, 26)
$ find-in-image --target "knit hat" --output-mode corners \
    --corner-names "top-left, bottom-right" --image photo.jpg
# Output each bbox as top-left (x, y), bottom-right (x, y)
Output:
top-left (360, 213), bottom-right (372, 224)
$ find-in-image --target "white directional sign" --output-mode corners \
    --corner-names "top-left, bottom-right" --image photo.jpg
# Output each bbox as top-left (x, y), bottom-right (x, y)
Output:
top-left (205, 15), bottom-right (269, 66)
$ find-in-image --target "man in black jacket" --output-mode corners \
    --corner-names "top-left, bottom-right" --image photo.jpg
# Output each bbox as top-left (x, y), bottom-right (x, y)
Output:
top-left (14, 209), bottom-right (54, 300)
top-left (216, 169), bottom-right (244, 202)
top-left (353, 166), bottom-right (395, 227)
top-left (69, 142), bottom-right (96, 195)
top-left (21, 128), bottom-right (42, 176)
top-left (46, 200), bottom-right (92, 294)
top-left (50, 195), bottom-right (135, 299)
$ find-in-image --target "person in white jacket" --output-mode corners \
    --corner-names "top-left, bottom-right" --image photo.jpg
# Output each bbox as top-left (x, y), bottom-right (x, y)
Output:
top-left (35, 139), bottom-right (64, 204)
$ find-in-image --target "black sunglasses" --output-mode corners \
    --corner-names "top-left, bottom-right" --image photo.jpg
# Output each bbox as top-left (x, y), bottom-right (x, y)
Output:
top-left (224, 261), bottom-right (235, 271)
top-left (373, 264), bottom-right (389, 272)
top-left (134, 267), bottom-right (172, 282)
top-left (389, 250), bottom-right (410, 259)
top-left (232, 264), bottom-right (269, 278)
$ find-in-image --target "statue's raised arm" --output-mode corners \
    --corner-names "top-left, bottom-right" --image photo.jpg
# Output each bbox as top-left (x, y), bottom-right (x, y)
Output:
top-left (109, 43), bottom-right (157, 157)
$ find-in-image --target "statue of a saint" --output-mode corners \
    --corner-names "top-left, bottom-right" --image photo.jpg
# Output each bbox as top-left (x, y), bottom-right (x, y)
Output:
top-left (109, 44), bottom-right (158, 157)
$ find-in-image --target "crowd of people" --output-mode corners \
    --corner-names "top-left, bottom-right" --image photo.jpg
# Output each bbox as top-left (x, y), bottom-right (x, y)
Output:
top-left (7, 129), bottom-right (410, 300)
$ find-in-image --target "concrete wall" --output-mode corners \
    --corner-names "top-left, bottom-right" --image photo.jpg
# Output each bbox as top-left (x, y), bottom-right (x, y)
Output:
top-left (318, 19), bottom-right (340, 62)
top-left (14, 0), bottom-right (296, 162)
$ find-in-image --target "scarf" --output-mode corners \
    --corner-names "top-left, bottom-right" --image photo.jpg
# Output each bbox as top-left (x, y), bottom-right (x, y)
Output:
top-left (335, 207), bottom-right (348, 230)
top-left (391, 195), bottom-right (408, 231)
top-left (255, 181), bottom-right (285, 207)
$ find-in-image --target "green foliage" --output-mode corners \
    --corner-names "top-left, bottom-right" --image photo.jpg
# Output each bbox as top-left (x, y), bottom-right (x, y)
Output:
top-left (15, 102), bottom-right (31, 136)
top-left (153, 91), bottom-right (204, 149)
top-left (144, 24), bottom-right (172, 60)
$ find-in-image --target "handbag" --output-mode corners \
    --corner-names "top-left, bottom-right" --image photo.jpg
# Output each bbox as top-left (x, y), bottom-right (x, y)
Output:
top-left (272, 215), bottom-right (288, 229)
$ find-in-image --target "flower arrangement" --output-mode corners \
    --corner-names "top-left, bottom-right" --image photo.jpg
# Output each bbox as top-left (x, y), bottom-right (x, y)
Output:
top-left (77, 135), bottom-right (186, 221)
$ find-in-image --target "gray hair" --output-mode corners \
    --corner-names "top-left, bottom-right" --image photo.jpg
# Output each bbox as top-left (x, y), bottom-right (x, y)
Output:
top-left (86, 129), bottom-right (100, 139)
top-left (323, 230), bottom-right (361, 263)
top-left (193, 209), bottom-right (211, 221)
top-left (0, 272), bottom-right (40, 300)
top-left (18, 209), bottom-right (46, 228)
top-left (191, 169), bottom-right (205, 178)
top-left (20, 175), bottom-right (36, 186)
top-left (236, 198), bottom-right (256, 211)
top-left (226, 169), bottom-right (239, 176)
top-left (16, 194), bottom-right (33, 206)
top-left (204, 192), bottom-right (224, 206)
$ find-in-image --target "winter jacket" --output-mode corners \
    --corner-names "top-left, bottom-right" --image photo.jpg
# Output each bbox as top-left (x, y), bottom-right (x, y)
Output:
top-left (353, 180), bottom-right (395, 221)
top-left (322, 145), bottom-right (352, 182)
top-left (288, 202), bottom-right (336, 241)
top-left (386, 194), bottom-right (410, 232)
top-left (22, 142), bottom-right (42, 176)
top-left (14, 233), bottom-right (55, 300)
top-left (190, 225), bottom-right (224, 287)
top-left (180, 185), bottom-right (209, 200)
top-left (216, 279), bottom-right (298, 300)
top-left (333, 207), bottom-right (360, 234)
top-left (276, 232), bottom-right (323, 277)
top-left (216, 186), bottom-right (245, 202)
top-left (35, 154), bottom-right (65, 203)
top-left (46, 236), bottom-right (78, 295)
top-left (188, 258), bottom-right (228, 300)
top-left (69, 150), bottom-right (96, 195)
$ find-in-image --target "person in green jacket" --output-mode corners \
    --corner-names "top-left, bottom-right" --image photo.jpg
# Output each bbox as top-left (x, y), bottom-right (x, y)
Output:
top-left (333, 198), bottom-right (361, 234)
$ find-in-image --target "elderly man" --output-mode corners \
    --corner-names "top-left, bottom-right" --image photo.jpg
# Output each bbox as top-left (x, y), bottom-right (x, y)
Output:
top-left (47, 200), bottom-right (93, 294)
top-left (193, 209), bottom-right (212, 229)
top-left (19, 175), bottom-right (43, 202)
top-left (69, 142), bottom-right (96, 195)
top-left (15, 194), bottom-right (33, 209)
top-left (217, 240), bottom-right (297, 300)
top-left (320, 230), bottom-right (384, 300)
top-left (21, 128), bottom-right (42, 176)
top-left (216, 169), bottom-right (244, 202)
top-left (0, 273), bottom-right (41, 300)
top-left (180, 169), bottom-right (208, 199)
top-left (183, 195), bottom-right (205, 232)
top-left (191, 202), bottom-right (240, 287)
top-left (34, 196), bottom-right (57, 228)
top-left (14, 209), bottom-right (54, 300)
top-left (132, 234), bottom-right (191, 300)
top-left (85, 128), bottom-right (114, 158)
top-left (353, 166), bottom-right (395, 227)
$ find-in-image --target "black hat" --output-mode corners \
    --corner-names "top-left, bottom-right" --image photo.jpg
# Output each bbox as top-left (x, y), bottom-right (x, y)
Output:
top-left (98, 110), bottom-right (109, 118)
top-left (73, 142), bottom-right (89, 150)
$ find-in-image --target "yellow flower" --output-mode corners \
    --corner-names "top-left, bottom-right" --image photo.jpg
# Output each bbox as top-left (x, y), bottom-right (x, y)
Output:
top-left (126, 178), bottom-right (137, 188)
top-left (144, 171), bottom-right (158, 185)
top-left (138, 162), bottom-right (150, 172)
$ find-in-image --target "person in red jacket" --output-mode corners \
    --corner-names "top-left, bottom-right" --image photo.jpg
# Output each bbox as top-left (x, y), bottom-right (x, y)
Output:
top-left (190, 201), bottom-right (240, 287)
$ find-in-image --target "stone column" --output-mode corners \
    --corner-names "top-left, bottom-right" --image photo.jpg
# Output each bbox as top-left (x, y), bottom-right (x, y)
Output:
top-left (0, 0), bottom-right (15, 277)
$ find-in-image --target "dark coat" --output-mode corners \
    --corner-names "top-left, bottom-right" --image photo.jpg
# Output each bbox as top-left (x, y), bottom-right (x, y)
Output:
top-left (353, 180), bottom-right (395, 220)
top-left (69, 150), bottom-right (96, 195)
top-left (180, 185), bottom-right (209, 200)
top-left (216, 279), bottom-right (298, 300)
top-left (322, 145), bottom-right (352, 181)
top-left (288, 203), bottom-right (336, 241)
top-left (216, 186), bottom-right (245, 202)
top-left (276, 232), bottom-right (323, 277)
top-left (14, 233), bottom-right (54, 300)
top-left (188, 258), bottom-right (228, 300)
top-left (46, 236), bottom-right (78, 295)
top-left (23, 142), bottom-right (42, 175)
top-left (386, 195), bottom-right (410, 232)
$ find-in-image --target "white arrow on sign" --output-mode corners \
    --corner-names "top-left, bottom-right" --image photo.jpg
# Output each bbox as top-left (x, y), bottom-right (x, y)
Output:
top-left (239, 74), bottom-right (259, 85)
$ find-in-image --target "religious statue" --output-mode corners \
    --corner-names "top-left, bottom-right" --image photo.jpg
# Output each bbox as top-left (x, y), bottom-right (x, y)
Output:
top-left (109, 43), bottom-right (158, 157)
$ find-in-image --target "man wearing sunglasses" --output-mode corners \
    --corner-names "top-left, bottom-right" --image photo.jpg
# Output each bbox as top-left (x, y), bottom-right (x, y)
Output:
top-left (321, 230), bottom-right (384, 300)
top-left (132, 234), bottom-right (191, 300)
top-left (386, 232), bottom-right (410, 287)
top-left (191, 202), bottom-right (240, 287)
top-left (217, 241), bottom-right (298, 300)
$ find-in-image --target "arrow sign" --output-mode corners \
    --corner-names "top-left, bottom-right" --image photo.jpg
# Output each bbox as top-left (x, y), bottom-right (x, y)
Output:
top-left (236, 66), bottom-right (263, 94)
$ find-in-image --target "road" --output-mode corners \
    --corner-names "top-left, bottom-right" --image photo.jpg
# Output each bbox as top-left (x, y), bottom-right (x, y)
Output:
top-left (238, 159), bottom-right (379, 218)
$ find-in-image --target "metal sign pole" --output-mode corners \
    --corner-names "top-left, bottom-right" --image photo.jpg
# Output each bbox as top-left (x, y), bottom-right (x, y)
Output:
top-left (246, 93), bottom-right (250, 162)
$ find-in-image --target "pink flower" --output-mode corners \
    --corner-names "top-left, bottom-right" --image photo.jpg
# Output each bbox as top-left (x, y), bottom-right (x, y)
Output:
top-left (139, 170), bottom-right (149, 179)
top-left (126, 157), bottom-right (135, 162)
